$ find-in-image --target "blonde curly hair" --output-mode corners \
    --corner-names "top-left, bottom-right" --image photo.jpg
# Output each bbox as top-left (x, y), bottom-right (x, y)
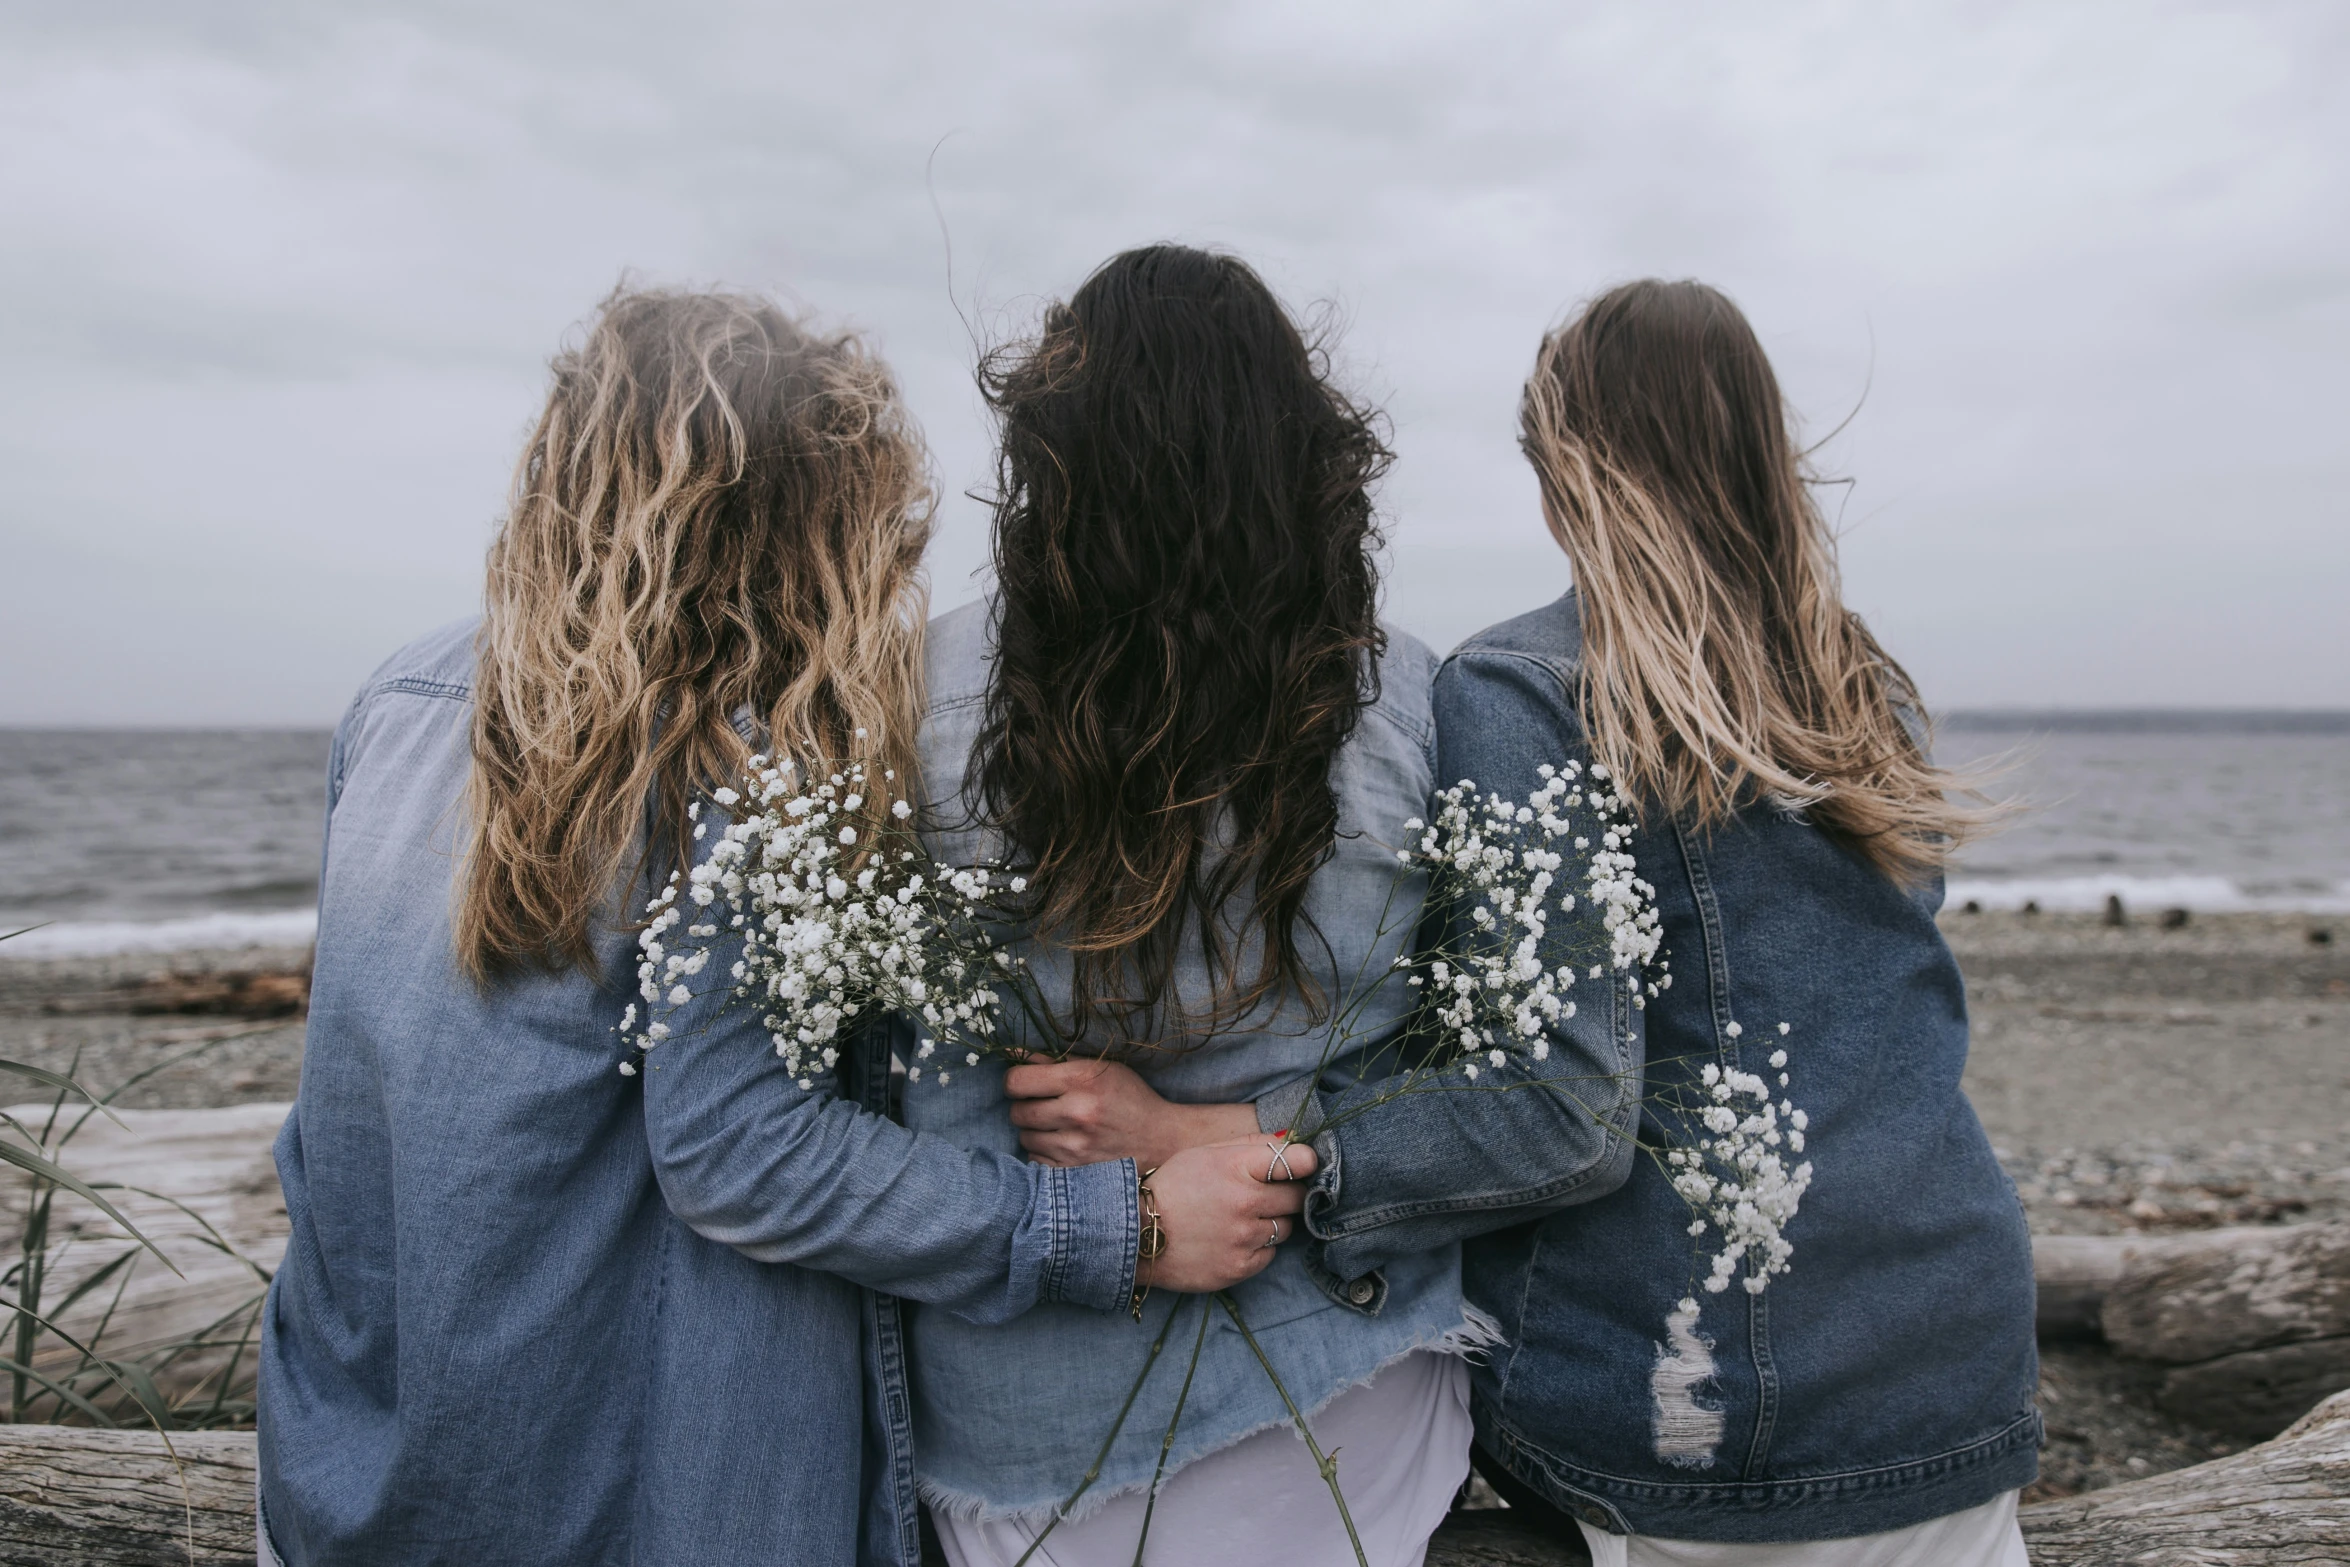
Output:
top-left (458, 286), bottom-right (932, 981)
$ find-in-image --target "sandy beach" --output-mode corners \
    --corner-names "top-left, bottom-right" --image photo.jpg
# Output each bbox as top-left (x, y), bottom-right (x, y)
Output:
top-left (5, 908), bottom-right (2346, 1499)
top-left (11, 909), bottom-right (2344, 1196)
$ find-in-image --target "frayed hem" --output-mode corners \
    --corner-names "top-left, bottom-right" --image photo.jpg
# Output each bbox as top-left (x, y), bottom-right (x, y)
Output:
top-left (917, 1305), bottom-right (1505, 1528)
top-left (1435, 1302), bottom-right (1507, 1362)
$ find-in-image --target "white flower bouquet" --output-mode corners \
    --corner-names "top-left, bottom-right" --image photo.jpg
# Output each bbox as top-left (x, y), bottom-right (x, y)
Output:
top-left (614, 750), bottom-right (1815, 1567)
top-left (622, 754), bottom-right (1027, 1089)
top-left (622, 748), bottom-right (1811, 1368)
top-left (1337, 759), bottom-right (1811, 1317)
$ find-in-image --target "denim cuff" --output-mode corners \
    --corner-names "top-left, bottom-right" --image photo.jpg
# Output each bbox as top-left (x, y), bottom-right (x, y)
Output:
top-left (1254, 1078), bottom-right (1323, 1137)
top-left (1039, 1158), bottom-right (1140, 1314)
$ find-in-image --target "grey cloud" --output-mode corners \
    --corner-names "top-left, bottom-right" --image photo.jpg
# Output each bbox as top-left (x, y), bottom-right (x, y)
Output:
top-left (2, 0), bottom-right (2345, 723)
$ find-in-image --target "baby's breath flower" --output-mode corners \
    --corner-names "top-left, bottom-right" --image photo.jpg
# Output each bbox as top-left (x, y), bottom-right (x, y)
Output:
top-left (620, 757), bottom-right (1025, 1086)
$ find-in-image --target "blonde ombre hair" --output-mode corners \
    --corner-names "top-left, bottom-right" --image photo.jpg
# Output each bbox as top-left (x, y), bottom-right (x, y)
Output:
top-left (458, 286), bottom-right (932, 981)
top-left (1520, 280), bottom-right (1986, 883)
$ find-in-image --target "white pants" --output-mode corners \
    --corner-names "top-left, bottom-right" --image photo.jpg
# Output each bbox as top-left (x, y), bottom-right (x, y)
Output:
top-left (935, 1349), bottom-right (1474, 1567)
top-left (1576, 1489), bottom-right (2030, 1567)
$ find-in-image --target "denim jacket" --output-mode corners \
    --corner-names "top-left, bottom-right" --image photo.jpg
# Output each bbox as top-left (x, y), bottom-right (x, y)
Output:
top-left (257, 619), bottom-right (1138, 1567)
top-left (899, 601), bottom-right (1478, 1523)
top-left (1300, 594), bottom-right (2040, 1542)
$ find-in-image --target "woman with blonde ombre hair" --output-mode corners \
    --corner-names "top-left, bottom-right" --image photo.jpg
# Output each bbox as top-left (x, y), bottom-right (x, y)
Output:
top-left (256, 286), bottom-right (1314, 1567)
top-left (1017, 280), bottom-right (2037, 1562)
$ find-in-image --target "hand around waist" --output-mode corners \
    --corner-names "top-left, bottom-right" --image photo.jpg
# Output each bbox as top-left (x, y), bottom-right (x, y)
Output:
top-left (1142, 1136), bottom-right (1319, 1294)
top-left (1007, 1055), bottom-right (1258, 1170)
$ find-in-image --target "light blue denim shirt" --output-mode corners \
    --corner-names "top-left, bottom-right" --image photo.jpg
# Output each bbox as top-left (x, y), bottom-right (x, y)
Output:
top-left (257, 619), bottom-right (1139, 1567)
top-left (901, 602), bottom-right (1477, 1523)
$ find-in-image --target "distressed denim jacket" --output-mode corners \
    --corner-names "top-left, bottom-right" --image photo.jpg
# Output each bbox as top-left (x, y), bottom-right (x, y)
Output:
top-left (257, 619), bottom-right (1138, 1567)
top-left (900, 602), bottom-right (1477, 1523)
top-left (1299, 594), bottom-right (2040, 1542)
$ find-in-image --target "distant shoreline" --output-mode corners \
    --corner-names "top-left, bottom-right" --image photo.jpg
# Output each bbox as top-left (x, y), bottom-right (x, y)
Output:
top-left (1941, 709), bottom-right (2350, 735)
top-left (6, 709), bottom-right (2350, 737)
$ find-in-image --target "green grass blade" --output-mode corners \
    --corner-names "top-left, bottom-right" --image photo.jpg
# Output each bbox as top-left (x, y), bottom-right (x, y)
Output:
top-left (0, 1059), bottom-right (128, 1129)
top-left (0, 1352), bottom-right (119, 1426)
top-left (40, 1245), bottom-right (142, 1323)
top-left (0, 1140), bottom-right (177, 1273)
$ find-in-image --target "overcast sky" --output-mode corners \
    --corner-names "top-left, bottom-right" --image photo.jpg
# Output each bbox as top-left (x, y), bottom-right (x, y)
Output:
top-left (3, 1), bottom-right (2344, 725)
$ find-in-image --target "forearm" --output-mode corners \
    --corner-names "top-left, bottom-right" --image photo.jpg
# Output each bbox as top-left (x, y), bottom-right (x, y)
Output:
top-left (644, 1021), bottom-right (1136, 1324)
top-left (1300, 1002), bottom-right (1641, 1280)
top-left (1305, 643), bottom-right (1650, 1279)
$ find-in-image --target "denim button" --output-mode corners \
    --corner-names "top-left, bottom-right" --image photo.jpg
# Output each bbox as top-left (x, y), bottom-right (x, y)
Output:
top-left (1347, 1277), bottom-right (1376, 1306)
top-left (1580, 1506), bottom-right (1611, 1528)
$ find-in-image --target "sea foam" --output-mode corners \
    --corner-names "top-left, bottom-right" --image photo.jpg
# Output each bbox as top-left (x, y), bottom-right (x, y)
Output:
top-left (1942, 875), bottom-right (2350, 916)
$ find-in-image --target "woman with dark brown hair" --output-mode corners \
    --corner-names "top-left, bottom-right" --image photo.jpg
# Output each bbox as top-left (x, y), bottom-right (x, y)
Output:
top-left (1022, 280), bottom-right (2038, 1563)
top-left (900, 245), bottom-right (1487, 1567)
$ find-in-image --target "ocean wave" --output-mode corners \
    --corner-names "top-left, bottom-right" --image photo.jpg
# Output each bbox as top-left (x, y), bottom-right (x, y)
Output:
top-left (1943, 875), bottom-right (2350, 915)
top-left (2, 874), bottom-right (2341, 957)
top-left (1, 910), bottom-right (319, 959)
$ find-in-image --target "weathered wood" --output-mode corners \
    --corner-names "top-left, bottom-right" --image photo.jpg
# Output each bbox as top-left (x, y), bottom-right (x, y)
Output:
top-left (5, 1102), bottom-right (290, 1403)
top-left (2102, 1220), bottom-right (2350, 1364)
top-left (2031, 1228), bottom-right (2285, 1340)
top-left (2088, 1220), bottom-right (2350, 1437)
top-left (2035, 1233), bottom-right (2141, 1338)
top-left (2160, 1336), bottom-right (2350, 1440)
top-left (39, 967), bottom-right (309, 1020)
top-left (2020, 1386), bottom-right (2350, 1565)
top-left (1427, 1509), bottom-right (1588, 1565)
top-left (0, 1423), bottom-right (1577, 1567)
top-left (1, 1396), bottom-right (2341, 1567)
top-left (0, 1425), bottom-right (256, 1566)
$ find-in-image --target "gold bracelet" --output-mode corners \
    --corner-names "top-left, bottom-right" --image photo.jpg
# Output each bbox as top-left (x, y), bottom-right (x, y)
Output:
top-left (1131, 1164), bottom-right (1164, 1321)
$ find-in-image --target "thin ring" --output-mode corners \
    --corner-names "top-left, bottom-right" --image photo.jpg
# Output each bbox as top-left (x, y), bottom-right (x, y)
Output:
top-left (1264, 1142), bottom-right (1297, 1182)
top-left (1261, 1217), bottom-right (1284, 1250)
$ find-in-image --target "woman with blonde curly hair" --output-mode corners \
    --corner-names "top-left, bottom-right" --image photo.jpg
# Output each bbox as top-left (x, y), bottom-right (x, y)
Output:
top-left (256, 286), bottom-right (1311, 1567)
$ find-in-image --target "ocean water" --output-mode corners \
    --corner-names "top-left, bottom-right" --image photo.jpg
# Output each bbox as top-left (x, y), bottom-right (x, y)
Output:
top-left (1939, 713), bottom-right (2350, 915)
top-left (1, 716), bottom-right (2345, 957)
top-left (0, 729), bottom-right (331, 956)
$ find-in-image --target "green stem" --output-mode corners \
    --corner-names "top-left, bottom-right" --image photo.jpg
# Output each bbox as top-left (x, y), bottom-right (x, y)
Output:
top-left (1011, 1295), bottom-right (1180, 1567)
top-left (1214, 1291), bottom-right (1367, 1567)
top-left (1129, 1296), bottom-right (1211, 1567)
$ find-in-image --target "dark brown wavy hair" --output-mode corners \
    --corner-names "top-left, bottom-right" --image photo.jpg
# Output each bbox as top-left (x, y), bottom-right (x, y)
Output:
top-left (973, 245), bottom-right (1390, 1043)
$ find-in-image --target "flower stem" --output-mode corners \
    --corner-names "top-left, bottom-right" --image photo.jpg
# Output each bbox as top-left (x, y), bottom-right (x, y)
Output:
top-left (1012, 1293), bottom-right (1179, 1567)
top-left (1129, 1295), bottom-right (1211, 1566)
top-left (1214, 1291), bottom-right (1367, 1567)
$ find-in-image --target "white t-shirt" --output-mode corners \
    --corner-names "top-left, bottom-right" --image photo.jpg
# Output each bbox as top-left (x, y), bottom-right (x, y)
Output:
top-left (934, 1348), bottom-right (1473, 1567)
top-left (1577, 1489), bottom-right (2030, 1567)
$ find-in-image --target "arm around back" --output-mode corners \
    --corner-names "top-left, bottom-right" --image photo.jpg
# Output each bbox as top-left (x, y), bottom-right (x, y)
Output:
top-left (1302, 647), bottom-right (1645, 1283)
top-left (639, 915), bottom-right (1137, 1324)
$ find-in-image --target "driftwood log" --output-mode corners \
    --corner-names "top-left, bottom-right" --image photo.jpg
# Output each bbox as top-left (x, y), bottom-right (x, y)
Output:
top-left (3, 1101), bottom-right (289, 1404)
top-left (2031, 1223), bottom-right (2350, 1438)
top-left (6, 1402), bottom-right (2348, 1567)
top-left (2031, 1227), bottom-right (2282, 1339)
top-left (13, 1115), bottom-right (2350, 1562)
top-left (0, 1424), bottom-right (1604, 1567)
top-left (0, 1425), bottom-right (257, 1566)
top-left (2019, 1386), bottom-right (2350, 1564)
top-left (2098, 1221), bottom-right (2350, 1438)
top-left (38, 966), bottom-right (310, 1020)
top-left (1427, 1510), bottom-right (1588, 1566)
